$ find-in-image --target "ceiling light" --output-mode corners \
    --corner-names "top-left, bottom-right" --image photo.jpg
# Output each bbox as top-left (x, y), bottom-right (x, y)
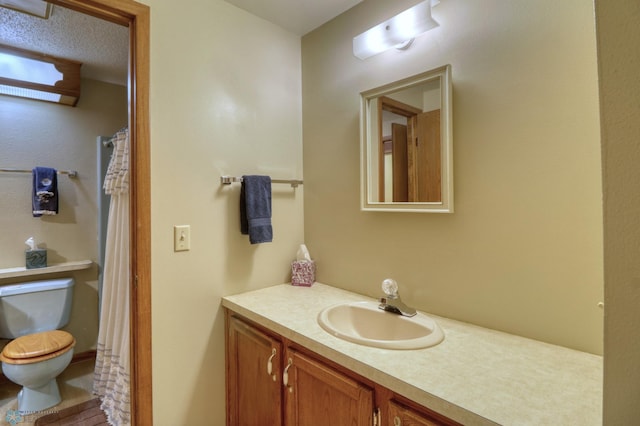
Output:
top-left (0, 43), bottom-right (81, 106)
top-left (353, 0), bottom-right (439, 60)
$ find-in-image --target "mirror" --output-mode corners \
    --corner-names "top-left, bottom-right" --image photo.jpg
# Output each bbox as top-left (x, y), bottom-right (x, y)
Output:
top-left (360, 65), bottom-right (453, 212)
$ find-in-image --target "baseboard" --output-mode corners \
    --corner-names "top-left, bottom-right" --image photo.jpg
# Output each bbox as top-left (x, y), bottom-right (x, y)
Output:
top-left (72, 349), bottom-right (97, 364)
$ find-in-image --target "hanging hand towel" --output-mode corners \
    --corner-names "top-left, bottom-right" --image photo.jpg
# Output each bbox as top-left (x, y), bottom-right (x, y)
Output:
top-left (32, 167), bottom-right (58, 217)
top-left (240, 175), bottom-right (273, 244)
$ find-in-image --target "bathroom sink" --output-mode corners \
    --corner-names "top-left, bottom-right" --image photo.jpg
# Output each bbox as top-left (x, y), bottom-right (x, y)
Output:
top-left (317, 301), bottom-right (444, 350)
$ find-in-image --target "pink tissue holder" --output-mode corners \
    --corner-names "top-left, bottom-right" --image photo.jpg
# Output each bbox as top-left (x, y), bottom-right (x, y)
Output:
top-left (291, 260), bottom-right (315, 287)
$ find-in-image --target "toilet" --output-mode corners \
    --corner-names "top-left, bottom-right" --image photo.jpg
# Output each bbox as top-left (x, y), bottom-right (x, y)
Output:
top-left (0, 278), bottom-right (76, 413)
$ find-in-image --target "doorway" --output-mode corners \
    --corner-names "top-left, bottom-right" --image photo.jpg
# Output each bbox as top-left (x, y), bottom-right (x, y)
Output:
top-left (46, 1), bottom-right (151, 424)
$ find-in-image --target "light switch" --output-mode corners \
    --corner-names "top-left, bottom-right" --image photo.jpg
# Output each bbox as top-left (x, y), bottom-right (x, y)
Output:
top-left (174, 225), bottom-right (190, 252)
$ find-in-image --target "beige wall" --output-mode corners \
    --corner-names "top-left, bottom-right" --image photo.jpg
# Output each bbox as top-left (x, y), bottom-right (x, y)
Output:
top-left (0, 79), bottom-right (128, 353)
top-left (146, 1), bottom-right (304, 424)
top-left (595, 0), bottom-right (640, 422)
top-left (302, 0), bottom-right (603, 355)
top-left (143, 0), bottom-right (640, 423)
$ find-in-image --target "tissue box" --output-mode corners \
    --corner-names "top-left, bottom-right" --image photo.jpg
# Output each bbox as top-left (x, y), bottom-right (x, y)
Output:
top-left (25, 249), bottom-right (47, 269)
top-left (291, 260), bottom-right (315, 287)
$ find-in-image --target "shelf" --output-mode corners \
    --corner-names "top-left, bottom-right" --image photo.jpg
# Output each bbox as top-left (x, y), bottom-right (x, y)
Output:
top-left (0, 260), bottom-right (93, 280)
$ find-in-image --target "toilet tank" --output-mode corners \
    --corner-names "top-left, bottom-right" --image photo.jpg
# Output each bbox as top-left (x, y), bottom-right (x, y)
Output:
top-left (0, 278), bottom-right (75, 339)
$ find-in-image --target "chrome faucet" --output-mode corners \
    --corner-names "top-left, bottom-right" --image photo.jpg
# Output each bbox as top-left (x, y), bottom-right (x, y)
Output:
top-left (378, 278), bottom-right (417, 317)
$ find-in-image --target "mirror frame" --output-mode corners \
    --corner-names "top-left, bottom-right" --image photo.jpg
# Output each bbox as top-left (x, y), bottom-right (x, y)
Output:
top-left (360, 64), bottom-right (453, 213)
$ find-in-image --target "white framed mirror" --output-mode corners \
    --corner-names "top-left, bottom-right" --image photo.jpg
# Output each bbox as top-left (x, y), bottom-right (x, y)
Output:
top-left (360, 65), bottom-right (453, 212)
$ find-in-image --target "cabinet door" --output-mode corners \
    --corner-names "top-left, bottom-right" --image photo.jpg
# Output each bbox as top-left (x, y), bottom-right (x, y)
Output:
top-left (227, 315), bottom-right (283, 426)
top-left (388, 400), bottom-right (452, 426)
top-left (284, 348), bottom-right (374, 426)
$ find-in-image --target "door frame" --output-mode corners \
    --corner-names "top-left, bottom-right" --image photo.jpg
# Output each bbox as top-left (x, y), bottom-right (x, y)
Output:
top-left (48, 1), bottom-right (152, 424)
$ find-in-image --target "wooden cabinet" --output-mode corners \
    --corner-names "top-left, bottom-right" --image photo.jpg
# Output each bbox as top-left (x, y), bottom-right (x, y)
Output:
top-left (388, 400), bottom-right (444, 426)
top-left (226, 310), bottom-right (459, 426)
top-left (226, 314), bottom-right (283, 425)
top-left (284, 348), bottom-right (373, 425)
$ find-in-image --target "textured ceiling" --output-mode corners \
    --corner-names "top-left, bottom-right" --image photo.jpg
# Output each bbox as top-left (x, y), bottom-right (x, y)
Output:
top-left (0, 4), bottom-right (129, 86)
top-left (224, 0), bottom-right (362, 35)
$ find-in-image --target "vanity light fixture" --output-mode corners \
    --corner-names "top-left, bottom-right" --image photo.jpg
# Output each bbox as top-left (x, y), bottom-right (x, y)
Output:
top-left (0, 43), bottom-right (81, 106)
top-left (353, 0), bottom-right (440, 60)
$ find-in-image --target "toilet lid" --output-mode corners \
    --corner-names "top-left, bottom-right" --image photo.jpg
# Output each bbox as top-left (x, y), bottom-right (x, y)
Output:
top-left (1, 330), bottom-right (75, 363)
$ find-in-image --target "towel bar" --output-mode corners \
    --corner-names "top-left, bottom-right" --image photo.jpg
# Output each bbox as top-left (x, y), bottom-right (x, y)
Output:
top-left (220, 175), bottom-right (303, 188)
top-left (0, 168), bottom-right (78, 178)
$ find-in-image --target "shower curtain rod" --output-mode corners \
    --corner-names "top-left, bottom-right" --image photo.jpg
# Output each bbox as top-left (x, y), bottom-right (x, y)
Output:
top-left (0, 168), bottom-right (78, 178)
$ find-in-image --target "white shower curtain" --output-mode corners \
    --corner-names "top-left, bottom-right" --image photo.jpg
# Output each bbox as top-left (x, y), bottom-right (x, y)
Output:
top-left (93, 128), bottom-right (131, 425)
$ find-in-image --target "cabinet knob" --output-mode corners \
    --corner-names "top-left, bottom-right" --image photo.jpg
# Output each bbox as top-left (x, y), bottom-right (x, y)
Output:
top-left (393, 416), bottom-right (402, 426)
top-left (267, 348), bottom-right (277, 381)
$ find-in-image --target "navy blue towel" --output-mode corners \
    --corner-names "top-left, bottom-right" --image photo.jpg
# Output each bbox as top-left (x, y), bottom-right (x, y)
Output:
top-left (240, 175), bottom-right (273, 244)
top-left (32, 167), bottom-right (58, 217)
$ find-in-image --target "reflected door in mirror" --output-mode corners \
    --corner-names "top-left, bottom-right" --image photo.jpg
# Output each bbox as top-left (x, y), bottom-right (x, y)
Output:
top-left (391, 122), bottom-right (408, 201)
top-left (413, 109), bottom-right (441, 202)
top-left (379, 98), bottom-right (441, 202)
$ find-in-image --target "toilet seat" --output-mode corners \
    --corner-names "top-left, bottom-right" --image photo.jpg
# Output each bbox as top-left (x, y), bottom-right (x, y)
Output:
top-left (0, 330), bottom-right (75, 365)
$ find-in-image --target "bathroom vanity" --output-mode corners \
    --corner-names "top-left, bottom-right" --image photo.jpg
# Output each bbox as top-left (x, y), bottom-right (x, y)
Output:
top-left (226, 311), bottom-right (455, 425)
top-left (223, 283), bottom-right (602, 425)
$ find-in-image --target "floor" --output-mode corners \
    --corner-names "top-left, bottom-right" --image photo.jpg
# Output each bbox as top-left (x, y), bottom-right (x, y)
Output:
top-left (0, 359), bottom-right (96, 426)
top-left (33, 399), bottom-right (107, 426)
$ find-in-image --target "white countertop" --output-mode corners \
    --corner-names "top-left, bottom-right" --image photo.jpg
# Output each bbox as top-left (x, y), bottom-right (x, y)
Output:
top-left (222, 283), bottom-right (602, 425)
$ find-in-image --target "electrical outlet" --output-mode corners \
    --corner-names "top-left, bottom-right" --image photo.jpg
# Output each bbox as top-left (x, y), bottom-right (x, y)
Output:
top-left (174, 225), bottom-right (190, 252)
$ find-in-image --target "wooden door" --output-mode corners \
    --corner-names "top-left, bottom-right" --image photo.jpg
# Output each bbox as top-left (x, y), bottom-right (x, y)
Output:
top-left (284, 349), bottom-right (374, 426)
top-left (413, 110), bottom-right (441, 202)
top-left (392, 123), bottom-right (409, 202)
top-left (227, 315), bottom-right (283, 426)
